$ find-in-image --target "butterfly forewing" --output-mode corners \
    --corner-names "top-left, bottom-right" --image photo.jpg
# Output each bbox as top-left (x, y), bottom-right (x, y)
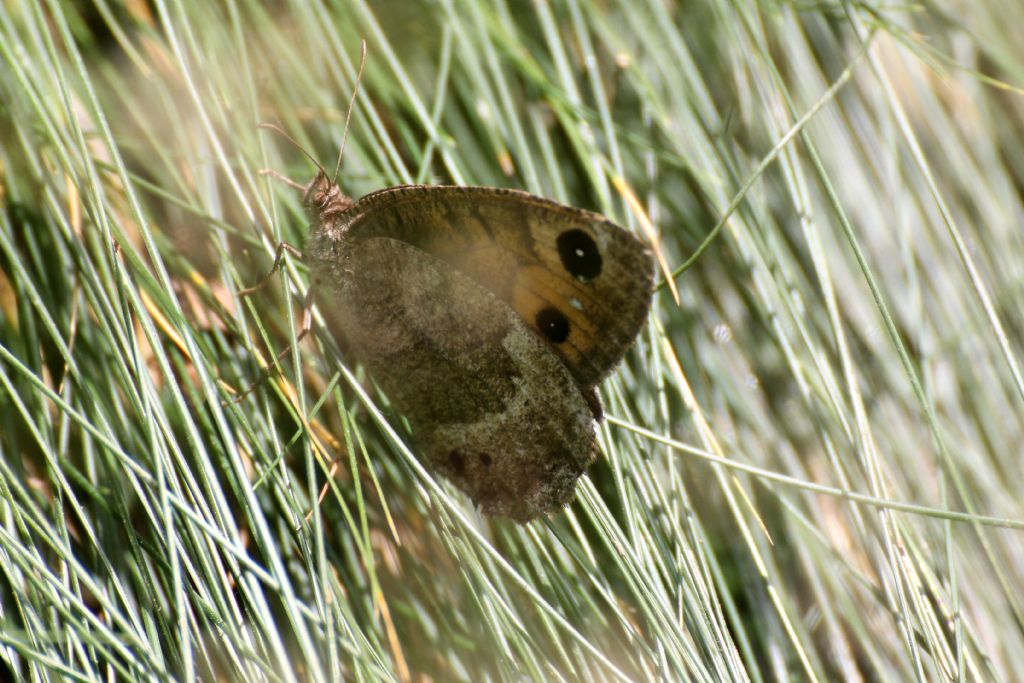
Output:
top-left (340, 185), bottom-right (655, 389)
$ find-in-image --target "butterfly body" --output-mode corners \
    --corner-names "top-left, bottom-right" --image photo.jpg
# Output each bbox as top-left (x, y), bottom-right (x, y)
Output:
top-left (302, 172), bottom-right (653, 521)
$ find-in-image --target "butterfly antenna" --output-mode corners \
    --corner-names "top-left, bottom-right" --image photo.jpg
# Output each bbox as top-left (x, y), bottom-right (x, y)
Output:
top-left (333, 40), bottom-right (367, 184)
top-left (257, 122), bottom-right (327, 177)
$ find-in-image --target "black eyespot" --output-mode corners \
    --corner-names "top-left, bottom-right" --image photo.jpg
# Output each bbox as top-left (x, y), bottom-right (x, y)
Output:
top-left (479, 453), bottom-right (493, 467)
top-left (536, 307), bottom-right (570, 343)
top-left (557, 229), bottom-right (602, 281)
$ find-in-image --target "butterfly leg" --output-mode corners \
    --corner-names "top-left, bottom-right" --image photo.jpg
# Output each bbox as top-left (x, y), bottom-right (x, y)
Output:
top-left (259, 168), bottom-right (307, 191)
top-left (238, 242), bottom-right (304, 296)
top-left (264, 286), bottom-right (314, 359)
top-left (229, 287), bottom-right (314, 403)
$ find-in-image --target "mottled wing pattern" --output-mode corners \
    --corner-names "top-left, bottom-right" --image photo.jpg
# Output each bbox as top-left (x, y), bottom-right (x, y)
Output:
top-left (311, 236), bottom-right (597, 521)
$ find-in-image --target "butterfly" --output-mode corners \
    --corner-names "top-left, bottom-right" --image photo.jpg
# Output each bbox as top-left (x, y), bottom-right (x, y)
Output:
top-left (292, 170), bottom-right (653, 522)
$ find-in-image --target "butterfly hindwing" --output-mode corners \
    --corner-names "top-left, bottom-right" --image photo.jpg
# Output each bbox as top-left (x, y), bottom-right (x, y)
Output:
top-left (309, 235), bottom-right (597, 521)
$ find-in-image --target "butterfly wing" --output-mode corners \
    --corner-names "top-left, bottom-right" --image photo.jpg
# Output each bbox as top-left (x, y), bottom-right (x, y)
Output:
top-left (342, 186), bottom-right (655, 389)
top-left (310, 236), bottom-right (598, 521)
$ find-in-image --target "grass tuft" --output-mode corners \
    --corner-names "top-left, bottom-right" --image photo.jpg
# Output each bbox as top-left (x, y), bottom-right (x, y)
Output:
top-left (1, 0), bottom-right (1024, 680)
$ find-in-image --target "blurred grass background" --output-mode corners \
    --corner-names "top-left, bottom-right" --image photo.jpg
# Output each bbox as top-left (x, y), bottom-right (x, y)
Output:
top-left (2, 0), bottom-right (1024, 680)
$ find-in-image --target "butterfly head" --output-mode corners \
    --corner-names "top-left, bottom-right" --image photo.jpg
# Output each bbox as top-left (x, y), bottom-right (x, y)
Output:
top-left (303, 170), bottom-right (354, 218)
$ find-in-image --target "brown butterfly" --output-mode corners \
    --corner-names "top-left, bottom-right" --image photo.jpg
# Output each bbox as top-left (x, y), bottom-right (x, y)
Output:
top-left (299, 173), bottom-right (654, 521)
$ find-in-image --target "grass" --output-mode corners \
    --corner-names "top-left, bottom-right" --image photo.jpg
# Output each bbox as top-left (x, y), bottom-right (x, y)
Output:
top-left (1, 0), bottom-right (1024, 680)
